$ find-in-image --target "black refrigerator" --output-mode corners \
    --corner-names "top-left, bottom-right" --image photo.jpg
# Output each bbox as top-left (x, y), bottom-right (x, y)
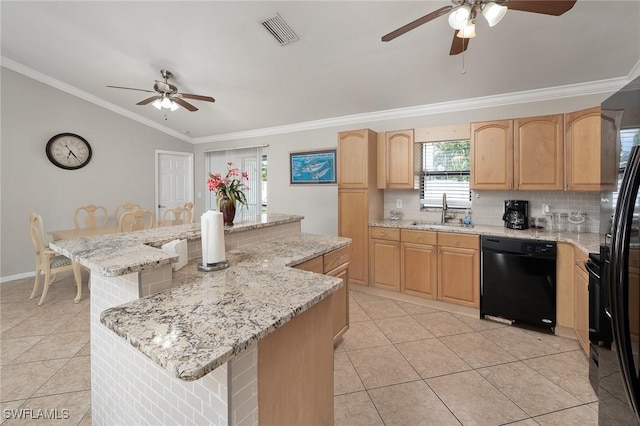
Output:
top-left (598, 75), bottom-right (640, 424)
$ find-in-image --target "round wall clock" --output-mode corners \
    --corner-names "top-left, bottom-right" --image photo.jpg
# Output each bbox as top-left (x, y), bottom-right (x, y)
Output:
top-left (45, 133), bottom-right (92, 170)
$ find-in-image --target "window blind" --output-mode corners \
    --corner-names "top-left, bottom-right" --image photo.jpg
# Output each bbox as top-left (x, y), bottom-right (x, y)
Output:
top-left (205, 147), bottom-right (264, 216)
top-left (419, 140), bottom-right (471, 209)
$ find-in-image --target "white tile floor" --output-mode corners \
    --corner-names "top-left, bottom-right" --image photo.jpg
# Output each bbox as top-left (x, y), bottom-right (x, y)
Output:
top-left (1, 273), bottom-right (598, 425)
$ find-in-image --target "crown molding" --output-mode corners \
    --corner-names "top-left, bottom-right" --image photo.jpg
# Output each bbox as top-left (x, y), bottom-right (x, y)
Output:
top-left (0, 57), bottom-right (192, 143)
top-left (3, 56), bottom-right (635, 145)
top-left (194, 75), bottom-right (629, 144)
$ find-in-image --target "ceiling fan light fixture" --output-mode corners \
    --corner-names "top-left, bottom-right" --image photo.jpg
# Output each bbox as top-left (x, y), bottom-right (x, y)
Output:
top-left (169, 101), bottom-right (180, 112)
top-left (152, 99), bottom-right (162, 110)
top-left (482, 2), bottom-right (507, 27)
top-left (448, 4), bottom-right (471, 30)
top-left (456, 20), bottom-right (476, 38)
top-left (161, 96), bottom-right (172, 109)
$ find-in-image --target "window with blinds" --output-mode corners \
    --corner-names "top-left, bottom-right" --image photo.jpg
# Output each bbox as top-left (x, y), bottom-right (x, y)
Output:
top-left (205, 147), bottom-right (266, 216)
top-left (419, 140), bottom-right (471, 209)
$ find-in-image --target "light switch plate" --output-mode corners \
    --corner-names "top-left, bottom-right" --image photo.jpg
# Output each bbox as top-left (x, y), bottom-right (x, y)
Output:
top-left (396, 199), bottom-right (403, 209)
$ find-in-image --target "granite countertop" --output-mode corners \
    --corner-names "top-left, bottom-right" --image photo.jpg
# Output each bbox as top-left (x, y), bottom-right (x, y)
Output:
top-left (370, 220), bottom-right (602, 253)
top-left (100, 233), bottom-right (351, 382)
top-left (50, 213), bottom-right (303, 277)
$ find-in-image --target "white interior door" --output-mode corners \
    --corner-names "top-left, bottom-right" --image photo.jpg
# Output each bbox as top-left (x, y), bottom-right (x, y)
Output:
top-left (156, 151), bottom-right (194, 224)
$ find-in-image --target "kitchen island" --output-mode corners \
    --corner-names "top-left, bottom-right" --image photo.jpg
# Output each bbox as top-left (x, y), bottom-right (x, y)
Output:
top-left (50, 214), bottom-right (350, 425)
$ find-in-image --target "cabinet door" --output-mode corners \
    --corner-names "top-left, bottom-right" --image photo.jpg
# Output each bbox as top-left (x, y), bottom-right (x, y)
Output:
top-left (370, 238), bottom-right (400, 291)
top-left (574, 264), bottom-right (589, 354)
top-left (386, 130), bottom-right (414, 189)
top-left (601, 109), bottom-right (624, 191)
top-left (401, 242), bottom-right (437, 299)
top-left (514, 114), bottom-right (564, 190)
top-left (294, 256), bottom-right (323, 273)
top-left (338, 129), bottom-right (372, 188)
top-left (470, 120), bottom-right (513, 189)
top-left (565, 107), bottom-right (602, 191)
top-left (438, 246), bottom-right (479, 307)
top-left (555, 243), bottom-right (575, 329)
top-left (327, 262), bottom-right (349, 344)
top-left (630, 266), bottom-right (639, 342)
top-left (338, 189), bottom-right (368, 284)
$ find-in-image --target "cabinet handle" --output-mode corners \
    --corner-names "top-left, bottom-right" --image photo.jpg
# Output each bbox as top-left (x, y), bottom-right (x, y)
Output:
top-left (337, 255), bottom-right (345, 260)
top-left (416, 236), bottom-right (423, 240)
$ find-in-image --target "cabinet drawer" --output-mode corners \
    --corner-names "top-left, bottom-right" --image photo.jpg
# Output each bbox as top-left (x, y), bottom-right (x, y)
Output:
top-left (401, 229), bottom-right (437, 245)
top-left (294, 256), bottom-right (323, 273)
top-left (437, 232), bottom-right (479, 250)
top-left (370, 227), bottom-right (400, 241)
top-left (324, 246), bottom-right (351, 273)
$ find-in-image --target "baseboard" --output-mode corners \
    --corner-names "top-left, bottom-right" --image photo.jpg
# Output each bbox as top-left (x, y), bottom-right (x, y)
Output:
top-left (0, 271), bottom-right (35, 283)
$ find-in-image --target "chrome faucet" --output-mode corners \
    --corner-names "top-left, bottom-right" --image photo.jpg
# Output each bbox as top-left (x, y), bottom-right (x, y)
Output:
top-left (441, 192), bottom-right (448, 224)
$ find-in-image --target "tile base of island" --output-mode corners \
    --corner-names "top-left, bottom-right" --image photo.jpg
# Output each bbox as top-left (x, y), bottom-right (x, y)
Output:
top-left (51, 214), bottom-right (350, 425)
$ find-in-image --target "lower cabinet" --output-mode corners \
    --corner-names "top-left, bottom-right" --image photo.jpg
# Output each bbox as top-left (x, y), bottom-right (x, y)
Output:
top-left (401, 230), bottom-right (438, 299)
top-left (574, 257), bottom-right (589, 354)
top-left (369, 227), bottom-right (479, 308)
top-left (438, 233), bottom-right (480, 308)
top-left (294, 245), bottom-right (351, 345)
top-left (369, 227), bottom-right (401, 291)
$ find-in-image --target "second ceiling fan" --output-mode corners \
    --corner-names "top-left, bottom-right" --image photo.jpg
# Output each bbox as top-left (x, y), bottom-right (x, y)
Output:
top-left (382, 0), bottom-right (577, 55)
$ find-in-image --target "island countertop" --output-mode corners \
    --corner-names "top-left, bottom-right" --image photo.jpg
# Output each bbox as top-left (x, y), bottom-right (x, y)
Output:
top-left (50, 213), bottom-right (303, 277)
top-left (99, 232), bottom-right (351, 381)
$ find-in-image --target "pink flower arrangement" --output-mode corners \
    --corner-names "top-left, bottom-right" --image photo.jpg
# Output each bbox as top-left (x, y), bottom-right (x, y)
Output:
top-left (207, 162), bottom-right (249, 207)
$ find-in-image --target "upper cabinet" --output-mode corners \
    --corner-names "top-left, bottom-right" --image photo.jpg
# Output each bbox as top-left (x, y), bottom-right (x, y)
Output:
top-left (566, 106), bottom-right (620, 191)
top-left (470, 120), bottom-right (514, 190)
top-left (377, 129), bottom-right (414, 189)
top-left (514, 114), bottom-right (564, 190)
top-left (471, 114), bottom-right (564, 191)
top-left (337, 129), bottom-right (378, 188)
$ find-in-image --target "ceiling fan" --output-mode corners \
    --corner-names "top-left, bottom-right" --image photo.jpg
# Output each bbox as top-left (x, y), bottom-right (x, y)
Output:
top-left (107, 69), bottom-right (215, 112)
top-left (382, 0), bottom-right (577, 55)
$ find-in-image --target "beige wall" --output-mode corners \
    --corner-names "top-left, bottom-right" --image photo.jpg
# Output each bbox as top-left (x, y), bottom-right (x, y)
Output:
top-left (1, 68), bottom-right (192, 279)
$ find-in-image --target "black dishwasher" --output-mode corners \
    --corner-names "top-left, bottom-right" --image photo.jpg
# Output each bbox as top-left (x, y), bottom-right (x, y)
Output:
top-left (481, 236), bottom-right (557, 330)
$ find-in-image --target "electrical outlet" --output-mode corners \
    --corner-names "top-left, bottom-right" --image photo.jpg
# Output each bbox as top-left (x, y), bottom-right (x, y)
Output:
top-left (396, 199), bottom-right (403, 209)
top-left (542, 204), bottom-right (550, 214)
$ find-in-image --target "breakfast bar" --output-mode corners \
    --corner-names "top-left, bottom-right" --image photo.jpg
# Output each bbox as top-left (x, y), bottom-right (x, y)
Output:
top-left (50, 214), bottom-right (350, 426)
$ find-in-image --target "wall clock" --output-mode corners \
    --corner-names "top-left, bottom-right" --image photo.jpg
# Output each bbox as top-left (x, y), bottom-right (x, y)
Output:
top-left (45, 133), bottom-right (92, 170)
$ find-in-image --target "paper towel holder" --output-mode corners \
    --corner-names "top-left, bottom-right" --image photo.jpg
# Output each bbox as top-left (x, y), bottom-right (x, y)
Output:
top-left (198, 260), bottom-right (229, 272)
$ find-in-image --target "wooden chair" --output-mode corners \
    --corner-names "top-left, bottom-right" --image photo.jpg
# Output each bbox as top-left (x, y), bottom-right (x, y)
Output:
top-left (115, 203), bottom-right (142, 224)
top-left (183, 202), bottom-right (195, 223)
top-left (29, 213), bottom-right (83, 305)
top-left (162, 207), bottom-right (191, 226)
top-left (74, 205), bottom-right (108, 229)
top-left (119, 209), bottom-right (155, 232)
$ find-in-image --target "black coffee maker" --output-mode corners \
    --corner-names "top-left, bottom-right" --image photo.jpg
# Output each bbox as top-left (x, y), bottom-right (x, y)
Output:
top-left (503, 200), bottom-right (529, 230)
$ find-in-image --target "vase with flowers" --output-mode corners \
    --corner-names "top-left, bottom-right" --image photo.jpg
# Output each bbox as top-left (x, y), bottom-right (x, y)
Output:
top-left (207, 162), bottom-right (249, 226)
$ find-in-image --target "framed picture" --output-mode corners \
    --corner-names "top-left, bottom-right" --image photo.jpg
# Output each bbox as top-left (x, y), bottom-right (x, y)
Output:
top-left (290, 149), bottom-right (337, 184)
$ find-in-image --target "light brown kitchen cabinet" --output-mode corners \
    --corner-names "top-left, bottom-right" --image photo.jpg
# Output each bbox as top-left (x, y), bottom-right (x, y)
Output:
top-left (574, 253), bottom-right (589, 354)
top-left (338, 129), bottom-right (383, 285)
top-left (565, 106), bottom-right (618, 191)
top-left (437, 232), bottom-right (480, 308)
top-left (369, 227), bottom-right (400, 291)
top-left (514, 114), bottom-right (564, 190)
top-left (293, 245), bottom-right (351, 345)
top-left (401, 230), bottom-right (438, 299)
top-left (470, 120), bottom-right (514, 190)
top-left (555, 243), bottom-right (575, 329)
top-left (630, 249), bottom-right (639, 342)
top-left (378, 129), bottom-right (414, 189)
top-left (471, 114), bottom-right (564, 190)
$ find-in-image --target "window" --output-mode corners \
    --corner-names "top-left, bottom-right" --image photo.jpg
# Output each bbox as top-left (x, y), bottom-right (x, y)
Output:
top-left (612, 128), bottom-right (640, 207)
top-left (419, 140), bottom-right (471, 210)
top-left (205, 147), bottom-right (266, 215)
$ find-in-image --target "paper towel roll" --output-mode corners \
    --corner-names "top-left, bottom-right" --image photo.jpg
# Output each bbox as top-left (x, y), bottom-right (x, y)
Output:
top-left (201, 211), bottom-right (225, 264)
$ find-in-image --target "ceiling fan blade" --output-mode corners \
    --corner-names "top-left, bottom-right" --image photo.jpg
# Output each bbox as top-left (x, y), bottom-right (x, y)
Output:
top-left (136, 96), bottom-right (161, 106)
top-left (505, 0), bottom-right (577, 16)
top-left (106, 85), bottom-right (154, 93)
top-left (172, 97), bottom-right (198, 112)
top-left (449, 31), bottom-right (471, 55)
top-left (382, 5), bottom-right (452, 42)
top-left (179, 93), bottom-right (215, 103)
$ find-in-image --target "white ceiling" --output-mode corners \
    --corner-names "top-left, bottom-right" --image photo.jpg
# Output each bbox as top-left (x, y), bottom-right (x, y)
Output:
top-left (2, 1), bottom-right (639, 143)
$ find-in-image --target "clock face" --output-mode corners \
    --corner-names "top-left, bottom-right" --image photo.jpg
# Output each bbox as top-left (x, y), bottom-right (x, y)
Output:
top-left (45, 133), bottom-right (92, 170)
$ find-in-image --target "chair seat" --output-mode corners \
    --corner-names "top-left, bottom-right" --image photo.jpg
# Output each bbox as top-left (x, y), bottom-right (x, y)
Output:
top-left (50, 255), bottom-right (72, 269)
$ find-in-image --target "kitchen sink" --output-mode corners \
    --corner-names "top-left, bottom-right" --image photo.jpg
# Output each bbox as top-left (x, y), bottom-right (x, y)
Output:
top-left (410, 220), bottom-right (473, 229)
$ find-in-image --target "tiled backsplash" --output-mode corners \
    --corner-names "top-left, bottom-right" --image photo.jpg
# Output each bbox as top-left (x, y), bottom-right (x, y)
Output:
top-left (384, 189), bottom-right (601, 233)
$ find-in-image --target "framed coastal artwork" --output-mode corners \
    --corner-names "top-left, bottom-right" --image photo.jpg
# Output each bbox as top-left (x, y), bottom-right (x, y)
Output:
top-left (289, 149), bottom-right (337, 184)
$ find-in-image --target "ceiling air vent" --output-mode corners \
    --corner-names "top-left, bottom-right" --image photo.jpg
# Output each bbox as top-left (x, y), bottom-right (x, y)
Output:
top-left (260, 13), bottom-right (298, 46)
